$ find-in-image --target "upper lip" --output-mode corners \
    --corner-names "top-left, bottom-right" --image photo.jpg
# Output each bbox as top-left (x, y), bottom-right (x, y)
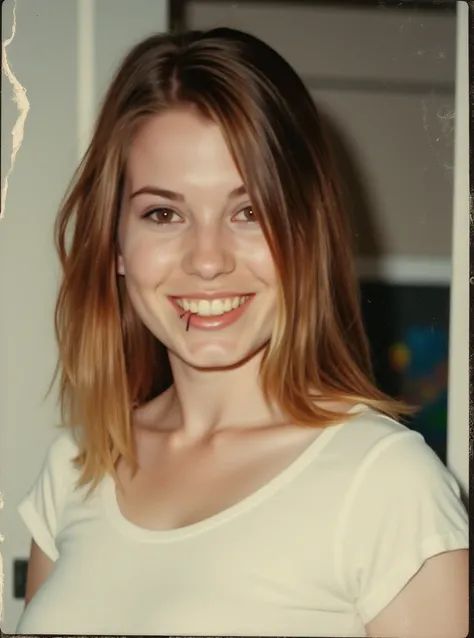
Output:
top-left (169, 292), bottom-right (255, 300)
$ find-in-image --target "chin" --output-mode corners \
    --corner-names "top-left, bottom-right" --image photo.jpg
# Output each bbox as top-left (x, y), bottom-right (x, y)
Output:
top-left (175, 341), bottom-right (266, 372)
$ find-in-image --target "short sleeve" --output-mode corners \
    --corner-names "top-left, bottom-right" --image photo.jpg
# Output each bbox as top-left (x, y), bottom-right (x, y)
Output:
top-left (337, 430), bottom-right (469, 625)
top-left (18, 430), bottom-right (78, 562)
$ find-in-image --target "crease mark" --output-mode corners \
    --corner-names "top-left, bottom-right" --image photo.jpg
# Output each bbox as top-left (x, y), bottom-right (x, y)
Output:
top-left (1, 0), bottom-right (30, 219)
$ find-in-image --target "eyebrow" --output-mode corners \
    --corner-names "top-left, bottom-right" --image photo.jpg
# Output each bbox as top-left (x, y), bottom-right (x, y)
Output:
top-left (129, 184), bottom-right (247, 202)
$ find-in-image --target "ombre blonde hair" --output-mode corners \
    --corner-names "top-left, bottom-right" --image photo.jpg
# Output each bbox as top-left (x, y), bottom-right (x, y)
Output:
top-left (52, 28), bottom-right (411, 494)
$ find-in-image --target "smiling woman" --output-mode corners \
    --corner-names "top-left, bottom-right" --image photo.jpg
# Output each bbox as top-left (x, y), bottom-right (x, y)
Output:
top-left (16, 27), bottom-right (468, 638)
top-left (117, 108), bottom-right (278, 360)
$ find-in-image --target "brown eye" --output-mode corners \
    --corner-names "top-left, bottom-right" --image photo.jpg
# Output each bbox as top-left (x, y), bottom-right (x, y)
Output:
top-left (144, 208), bottom-right (181, 224)
top-left (233, 206), bottom-right (258, 223)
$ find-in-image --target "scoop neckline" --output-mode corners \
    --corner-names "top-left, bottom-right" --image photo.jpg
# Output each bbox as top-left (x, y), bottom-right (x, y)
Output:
top-left (102, 404), bottom-right (366, 543)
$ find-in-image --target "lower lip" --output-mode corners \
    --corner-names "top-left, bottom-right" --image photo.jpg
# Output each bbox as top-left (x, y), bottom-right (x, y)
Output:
top-left (168, 296), bottom-right (255, 331)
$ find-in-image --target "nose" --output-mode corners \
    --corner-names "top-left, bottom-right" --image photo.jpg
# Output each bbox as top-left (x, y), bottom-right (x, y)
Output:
top-left (182, 223), bottom-right (235, 280)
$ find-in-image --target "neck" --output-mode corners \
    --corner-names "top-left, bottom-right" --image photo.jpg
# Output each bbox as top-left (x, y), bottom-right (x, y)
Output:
top-left (161, 347), bottom-right (286, 443)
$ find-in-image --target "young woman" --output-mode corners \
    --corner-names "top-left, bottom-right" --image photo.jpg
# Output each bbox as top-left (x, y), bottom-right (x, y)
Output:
top-left (17, 28), bottom-right (468, 637)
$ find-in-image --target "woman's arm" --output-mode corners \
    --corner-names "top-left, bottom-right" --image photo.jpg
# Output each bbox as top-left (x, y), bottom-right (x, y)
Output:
top-left (24, 539), bottom-right (54, 608)
top-left (365, 549), bottom-right (469, 638)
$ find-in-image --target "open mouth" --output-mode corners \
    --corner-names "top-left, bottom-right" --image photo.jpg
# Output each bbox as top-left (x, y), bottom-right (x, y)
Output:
top-left (174, 295), bottom-right (251, 317)
top-left (168, 294), bottom-right (255, 330)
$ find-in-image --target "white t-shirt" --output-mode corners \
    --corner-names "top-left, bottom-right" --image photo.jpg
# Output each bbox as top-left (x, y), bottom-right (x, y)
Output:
top-left (16, 409), bottom-right (468, 636)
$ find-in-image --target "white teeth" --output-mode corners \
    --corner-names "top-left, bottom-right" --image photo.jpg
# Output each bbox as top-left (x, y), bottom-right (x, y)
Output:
top-left (197, 300), bottom-right (211, 316)
top-left (210, 300), bottom-right (225, 316)
top-left (175, 296), bottom-right (250, 317)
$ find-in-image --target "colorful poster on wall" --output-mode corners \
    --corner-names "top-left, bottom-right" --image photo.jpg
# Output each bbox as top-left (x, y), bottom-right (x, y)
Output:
top-left (359, 282), bottom-right (450, 463)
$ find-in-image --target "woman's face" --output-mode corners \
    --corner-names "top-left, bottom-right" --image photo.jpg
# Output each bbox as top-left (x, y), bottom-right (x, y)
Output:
top-left (117, 107), bottom-right (278, 370)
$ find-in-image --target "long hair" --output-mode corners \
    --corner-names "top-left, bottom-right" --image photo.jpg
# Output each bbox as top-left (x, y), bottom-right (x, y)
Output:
top-left (52, 28), bottom-right (412, 494)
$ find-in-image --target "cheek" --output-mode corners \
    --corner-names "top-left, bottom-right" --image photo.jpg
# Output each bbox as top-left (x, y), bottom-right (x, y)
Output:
top-left (121, 234), bottom-right (176, 287)
top-left (241, 239), bottom-right (278, 286)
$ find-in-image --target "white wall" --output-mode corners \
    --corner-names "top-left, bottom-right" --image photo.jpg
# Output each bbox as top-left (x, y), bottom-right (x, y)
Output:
top-left (0, 0), bottom-right (169, 630)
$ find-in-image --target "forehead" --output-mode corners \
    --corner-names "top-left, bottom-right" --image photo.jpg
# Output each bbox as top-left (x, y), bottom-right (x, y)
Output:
top-left (126, 108), bottom-right (243, 191)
